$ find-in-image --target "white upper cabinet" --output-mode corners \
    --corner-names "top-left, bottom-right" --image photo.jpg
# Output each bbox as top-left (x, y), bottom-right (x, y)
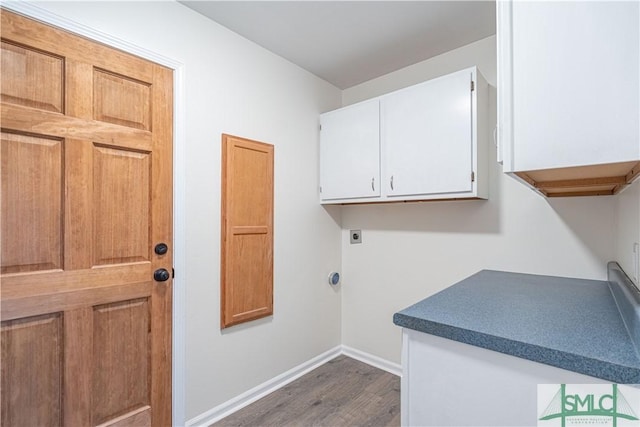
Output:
top-left (319, 66), bottom-right (489, 204)
top-left (497, 0), bottom-right (640, 197)
top-left (319, 99), bottom-right (380, 201)
top-left (383, 68), bottom-right (476, 198)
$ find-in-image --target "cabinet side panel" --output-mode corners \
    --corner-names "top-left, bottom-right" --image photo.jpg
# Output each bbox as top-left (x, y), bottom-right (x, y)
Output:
top-left (496, 0), bottom-right (514, 170)
top-left (475, 70), bottom-right (490, 200)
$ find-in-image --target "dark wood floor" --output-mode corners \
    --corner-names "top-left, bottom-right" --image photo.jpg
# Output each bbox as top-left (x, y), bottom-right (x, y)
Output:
top-left (211, 355), bottom-right (400, 427)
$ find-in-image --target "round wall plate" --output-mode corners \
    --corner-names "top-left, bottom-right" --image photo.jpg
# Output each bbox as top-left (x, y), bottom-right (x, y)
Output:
top-left (328, 272), bottom-right (340, 286)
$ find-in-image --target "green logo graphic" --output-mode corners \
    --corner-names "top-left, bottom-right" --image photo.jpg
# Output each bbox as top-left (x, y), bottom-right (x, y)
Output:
top-left (539, 384), bottom-right (639, 427)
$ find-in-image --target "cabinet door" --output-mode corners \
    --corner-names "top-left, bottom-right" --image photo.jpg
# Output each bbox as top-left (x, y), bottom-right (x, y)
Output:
top-left (319, 99), bottom-right (380, 201)
top-left (382, 69), bottom-right (473, 197)
top-left (507, 1), bottom-right (639, 171)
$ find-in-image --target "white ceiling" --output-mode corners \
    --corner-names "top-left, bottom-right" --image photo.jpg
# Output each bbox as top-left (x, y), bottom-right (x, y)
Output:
top-left (179, 1), bottom-right (496, 89)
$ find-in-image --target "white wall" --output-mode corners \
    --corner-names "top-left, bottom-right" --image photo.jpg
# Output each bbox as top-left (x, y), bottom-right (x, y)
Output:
top-left (343, 36), bottom-right (498, 105)
top-left (340, 35), bottom-right (618, 364)
top-left (27, 1), bottom-right (343, 422)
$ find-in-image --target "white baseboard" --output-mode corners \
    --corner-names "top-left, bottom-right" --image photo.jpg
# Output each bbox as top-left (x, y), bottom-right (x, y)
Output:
top-left (185, 345), bottom-right (342, 427)
top-left (185, 345), bottom-right (400, 427)
top-left (341, 345), bottom-right (402, 377)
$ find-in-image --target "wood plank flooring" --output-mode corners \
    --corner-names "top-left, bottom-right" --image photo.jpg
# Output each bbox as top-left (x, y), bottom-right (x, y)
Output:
top-left (211, 355), bottom-right (400, 427)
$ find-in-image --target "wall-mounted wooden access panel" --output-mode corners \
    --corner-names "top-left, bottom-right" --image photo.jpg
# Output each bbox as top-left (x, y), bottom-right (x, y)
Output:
top-left (221, 134), bottom-right (274, 328)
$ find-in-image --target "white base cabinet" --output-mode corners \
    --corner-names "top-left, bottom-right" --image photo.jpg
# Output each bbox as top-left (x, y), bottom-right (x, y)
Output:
top-left (401, 330), bottom-right (606, 427)
top-left (497, 0), bottom-right (640, 197)
top-left (319, 66), bottom-right (489, 204)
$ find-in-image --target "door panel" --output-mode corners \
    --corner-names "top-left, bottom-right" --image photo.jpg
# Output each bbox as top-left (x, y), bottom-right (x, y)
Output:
top-left (0, 10), bottom-right (172, 426)
top-left (93, 298), bottom-right (150, 425)
top-left (230, 233), bottom-right (271, 316)
top-left (93, 69), bottom-right (151, 130)
top-left (92, 145), bottom-right (151, 266)
top-left (1, 131), bottom-right (63, 274)
top-left (1, 313), bottom-right (63, 427)
top-left (0, 40), bottom-right (64, 113)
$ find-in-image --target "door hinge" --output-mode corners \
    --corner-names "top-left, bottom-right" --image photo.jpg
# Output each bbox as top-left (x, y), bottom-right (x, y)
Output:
top-left (470, 80), bottom-right (475, 92)
top-left (471, 171), bottom-right (475, 182)
top-left (319, 124), bottom-right (322, 131)
top-left (319, 186), bottom-right (322, 193)
top-left (172, 268), bottom-right (175, 279)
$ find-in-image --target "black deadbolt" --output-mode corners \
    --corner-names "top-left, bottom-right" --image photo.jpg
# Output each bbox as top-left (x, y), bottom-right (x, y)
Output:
top-left (155, 243), bottom-right (169, 255)
top-left (154, 268), bottom-right (170, 282)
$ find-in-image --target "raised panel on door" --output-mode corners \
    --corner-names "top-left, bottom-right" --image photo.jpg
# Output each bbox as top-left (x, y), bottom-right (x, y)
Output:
top-left (510, 1), bottom-right (640, 172)
top-left (0, 10), bottom-right (172, 426)
top-left (319, 99), bottom-right (380, 200)
top-left (92, 144), bottom-right (151, 266)
top-left (1, 313), bottom-right (63, 427)
top-left (92, 298), bottom-right (151, 425)
top-left (1, 131), bottom-right (63, 274)
top-left (382, 69), bottom-right (473, 197)
top-left (0, 40), bottom-right (64, 113)
top-left (93, 69), bottom-right (151, 131)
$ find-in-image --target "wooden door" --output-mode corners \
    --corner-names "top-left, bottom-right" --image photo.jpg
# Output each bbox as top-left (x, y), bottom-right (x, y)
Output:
top-left (0, 10), bottom-right (173, 426)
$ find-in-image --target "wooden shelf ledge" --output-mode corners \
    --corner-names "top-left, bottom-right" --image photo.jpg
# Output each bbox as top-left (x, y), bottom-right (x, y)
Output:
top-left (514, 161), bottom-right (640, 197)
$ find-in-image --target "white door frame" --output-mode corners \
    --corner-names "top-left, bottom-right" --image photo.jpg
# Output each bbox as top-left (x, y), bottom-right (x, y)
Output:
top-left (0, 3), bottom-right (188, 425)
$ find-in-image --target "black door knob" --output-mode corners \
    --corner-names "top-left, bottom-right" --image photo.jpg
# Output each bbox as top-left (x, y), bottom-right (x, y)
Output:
top-left (155, 243), bottom-right (169, 255)
top-left (154, 268), bottom-right (170, 282)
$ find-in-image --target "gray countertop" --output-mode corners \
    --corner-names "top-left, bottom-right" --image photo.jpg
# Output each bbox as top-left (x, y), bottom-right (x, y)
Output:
top-left (393, 266), bottom-right (640, 383)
